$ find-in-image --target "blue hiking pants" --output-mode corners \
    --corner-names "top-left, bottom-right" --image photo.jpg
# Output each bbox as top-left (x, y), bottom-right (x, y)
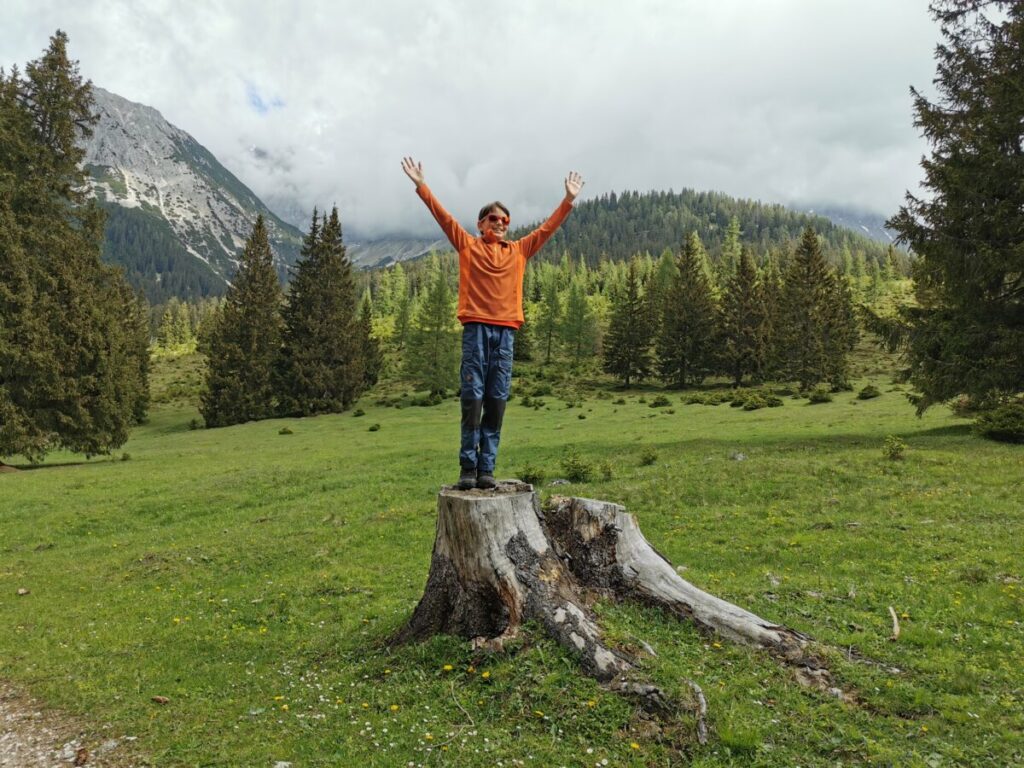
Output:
top-left (460, 322), bottom-right (515, 473)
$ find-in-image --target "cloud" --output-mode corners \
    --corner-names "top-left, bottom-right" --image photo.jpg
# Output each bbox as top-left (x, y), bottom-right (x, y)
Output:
top-left (4, 0), bottom-right (941, 238)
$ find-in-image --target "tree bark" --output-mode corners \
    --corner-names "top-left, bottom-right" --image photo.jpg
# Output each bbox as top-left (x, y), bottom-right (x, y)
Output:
top-left (394, 482), bottom-right (837, 716)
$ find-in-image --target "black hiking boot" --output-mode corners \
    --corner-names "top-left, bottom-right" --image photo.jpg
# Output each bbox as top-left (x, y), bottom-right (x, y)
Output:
top-left (457, 467), bottom-right (477, 490)
top-left (476, 470), bottom-right (496, 490)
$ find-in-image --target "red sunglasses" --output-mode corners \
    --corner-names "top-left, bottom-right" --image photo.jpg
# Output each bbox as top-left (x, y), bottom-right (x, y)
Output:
top-left (483, 213), bottom-right (510, 225)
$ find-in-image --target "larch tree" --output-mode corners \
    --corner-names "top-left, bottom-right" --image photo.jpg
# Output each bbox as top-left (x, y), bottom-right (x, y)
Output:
top-left (405, 257), bottom-right (459, 395)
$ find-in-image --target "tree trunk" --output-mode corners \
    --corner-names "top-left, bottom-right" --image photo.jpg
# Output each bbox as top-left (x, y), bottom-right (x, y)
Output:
top-left (394, 482), bottom-right (837, 717)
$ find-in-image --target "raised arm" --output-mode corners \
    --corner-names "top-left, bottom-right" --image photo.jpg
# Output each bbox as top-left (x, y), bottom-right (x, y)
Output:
top-left (401, 156), bottom-right (472, 252)
top-left (518, 171), bottom-right (585, 260)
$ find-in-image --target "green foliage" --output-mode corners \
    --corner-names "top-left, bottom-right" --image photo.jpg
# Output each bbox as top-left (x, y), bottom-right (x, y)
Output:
top-left (649, 395), bottom-right (672, 408)
top-left (887, 2), bottom-right (1024, 411)
top-left (560, 445), bottom-right (593, 483)
top-left (518, 463), bottom-right (546, 486)
top-left (883, 434), bottom-right (907, 461)
top-left (559, 274), bottom-right (598, 361)
top-left (602, 259), bottom-right (653, 386)
top-left (973, 402), bottom-right (1024, 444)
top-left (639, 447), bottom-right (658, 466)
top-left (807, 387), bottom-right (833, 404)
top-left (774, 228), bottom-right (859, 390)
top-left (657, 232), bottom-right (718, 387)
top-left (857, 384), bottom-right (881, 400)
top-left (720, 247), bottom-right (768, 385)
top-left (276, 207), bottom-right (365, 417)
top-left (199, 215), bottom-right (283, 427)
top-left (404, 256), bottom-right (459, 395)
top-left (0, 31), bottom-right (148, 462)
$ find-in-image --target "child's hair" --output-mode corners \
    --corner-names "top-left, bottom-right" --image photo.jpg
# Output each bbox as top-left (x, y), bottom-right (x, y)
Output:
top-left (477, 201), bottom-right (510, 221)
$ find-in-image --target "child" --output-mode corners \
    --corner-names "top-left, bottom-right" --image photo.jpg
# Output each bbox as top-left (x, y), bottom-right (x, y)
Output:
top-left (401, 157), bottom-right (583, 488)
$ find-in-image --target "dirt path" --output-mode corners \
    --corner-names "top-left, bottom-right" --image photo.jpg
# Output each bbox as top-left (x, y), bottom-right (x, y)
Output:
top-left (1, 683), bottom-right (139, 767)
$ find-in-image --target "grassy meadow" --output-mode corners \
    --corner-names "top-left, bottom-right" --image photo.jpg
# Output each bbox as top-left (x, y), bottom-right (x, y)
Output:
top-left (1, 348), bottom-right (1022, 767)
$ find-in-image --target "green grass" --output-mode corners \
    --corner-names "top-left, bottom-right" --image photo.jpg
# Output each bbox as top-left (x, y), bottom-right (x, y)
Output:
top-left (1, 353), bottom-right (1022, 766)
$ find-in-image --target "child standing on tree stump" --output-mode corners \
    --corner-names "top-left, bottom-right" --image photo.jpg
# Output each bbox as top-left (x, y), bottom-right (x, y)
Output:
top-left (401, 157), bottom-right (583, 489)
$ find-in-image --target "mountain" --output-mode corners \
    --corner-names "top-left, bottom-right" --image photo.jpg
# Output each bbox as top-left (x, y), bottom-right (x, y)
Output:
top-left (800, 204), bottom-right (897, 244)
top-left (82, 87), bottom-right (304, 302)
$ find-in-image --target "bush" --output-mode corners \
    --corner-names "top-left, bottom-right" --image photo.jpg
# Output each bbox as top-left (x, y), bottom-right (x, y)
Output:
top-left (560, 446), bottom-right (594, 483)
top-left (278, 426), bottom-right (294, 435)
top-left (857, 385), bottom-right (881, 400)
top-left (765, 395), bottom-right (784, 408)
top-left (639, 447), bottom-right (658, 466)
top-left (808, 388), bottom-right (833, 404)
top-left (189, 418), bottom-right (202, 430)
top-left (412, 392), bottom-right (444, 407)
top-left (613, 397), bottom-right (626, 405)
top-left (649, 395), bottom-right (672, 409)
top-left (518, 463), bottom-right (546, 486)
top-left (368, 423), bottom-right (381, 432)
top-left (742, 394), bottom-right (769, 411)
top-left (532, 383), bottom-right (553, 397)
top-left (974, 402), bottom-right (1024, 443)
top-left (883, 435), bottom-right (906, 461)
top-left (352, 408), bottom-right (366, 417)
top-left (120, 452), bottom-right (131, 461)
top-left (577, 413), bottom-right (586, 420)
top-left (598, 460), bottom-right (614, 481)
top-left (520, 395), bottom-right (534, 408)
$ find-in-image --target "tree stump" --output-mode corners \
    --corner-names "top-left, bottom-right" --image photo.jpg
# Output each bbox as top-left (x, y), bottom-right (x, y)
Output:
top-left (394, 482), bottom-right (836, 717)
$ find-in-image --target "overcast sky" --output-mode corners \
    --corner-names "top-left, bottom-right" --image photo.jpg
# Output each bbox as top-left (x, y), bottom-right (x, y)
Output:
top-left (5, 1), bottom-right (941, 239)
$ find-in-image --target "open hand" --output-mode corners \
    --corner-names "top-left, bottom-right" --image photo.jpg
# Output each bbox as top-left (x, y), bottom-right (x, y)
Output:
top-left (564, 171), bottom-right (584, 201)
top-left (402, 157), bottom-right (425, 187)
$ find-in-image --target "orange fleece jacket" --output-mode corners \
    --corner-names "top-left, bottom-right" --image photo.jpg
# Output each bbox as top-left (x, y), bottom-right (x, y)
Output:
top-left (415, 183), bottom-right (573, 329)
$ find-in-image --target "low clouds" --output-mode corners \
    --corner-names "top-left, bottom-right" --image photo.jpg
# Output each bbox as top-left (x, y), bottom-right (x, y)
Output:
top-left (6, 0), bottom-right (939, 237)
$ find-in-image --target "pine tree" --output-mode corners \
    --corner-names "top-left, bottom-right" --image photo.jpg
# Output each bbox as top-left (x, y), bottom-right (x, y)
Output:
top-left (405, 257), bottom-right (459, 395)
top-left (0, 32), bottom-right (148, 462)
top-left (886, 3), bottom-right (1024, 408)
top-left (276, 207), bottom-right (364, 416)
top-left (775, 228), bottom-right (858, 390)
top-left (200, 216), bottom-right (283, 427)
top-left (603, 259), bottom-right (654, 386)
top-left (719, 247), bottom-right (767, 386)
top-left (657, 232), bottom-right (718, 388)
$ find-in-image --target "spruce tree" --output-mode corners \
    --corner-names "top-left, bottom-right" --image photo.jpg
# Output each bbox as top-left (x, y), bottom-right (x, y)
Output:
top-left (657, 232), bottom-right (718, 388)
top-left (1, 32), bottom-right (148, 462)
top-left (887, 2), bottom-right (1023, 410)
top-left (775, 228), bottom-right (858, 390)
top-left (719, 247), bottom-right (767, 386)
top-left (200, 216), bottom-right (283, 427)
top-left (603, 259), bottom-right (653, 386)
top-left (405, 257), bottom-right (459, 395)
top-left (276, 207), bottom-right (363, 416)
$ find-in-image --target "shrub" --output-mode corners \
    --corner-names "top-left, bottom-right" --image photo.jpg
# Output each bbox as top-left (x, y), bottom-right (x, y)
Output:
top-left (613, 397), bottom-right (626, 405)
top-left (412, 392), bottom-right (444, 407)
top-left (765, 395), bottom-right (784, 408)
top-left (639, 448), bottom-right (658, 466)
top-left (598, 460), bottom-right (614, 481)
top-left (532, 383), bottom-right (553, 397)
top-left (742, 394), bottom-right (768, 411)
top-left (352, 408), bottom-right (366, 417)
top-left (974, 402), bottom-right (1024, 443)
top-left (120, 452), bottom-right (131, 462)
top-left (808, 388), bottom-right (833, 404)
top-left (278, 426), bottom-right (294, 435)
top-left (883, 435), bottom-right (906, 461)
top-left (189, 418), bottom-right (202, 430)
top-left (368, 423), bottom-right (381, 432)
top-left (560, 446), bottom-right (594, 483)
top-left (518, 463), bottom-right (546, 486)
top-left (578, 413), bottom-right (586, 420)
top-left (857, 385), bottom-right (881, 400)
top-left (649, 395), bottom-right (672, 409)
top-left (520, 395), bottom-right (534, 408)
top-left (951, 394), bottom-right (975, 417)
